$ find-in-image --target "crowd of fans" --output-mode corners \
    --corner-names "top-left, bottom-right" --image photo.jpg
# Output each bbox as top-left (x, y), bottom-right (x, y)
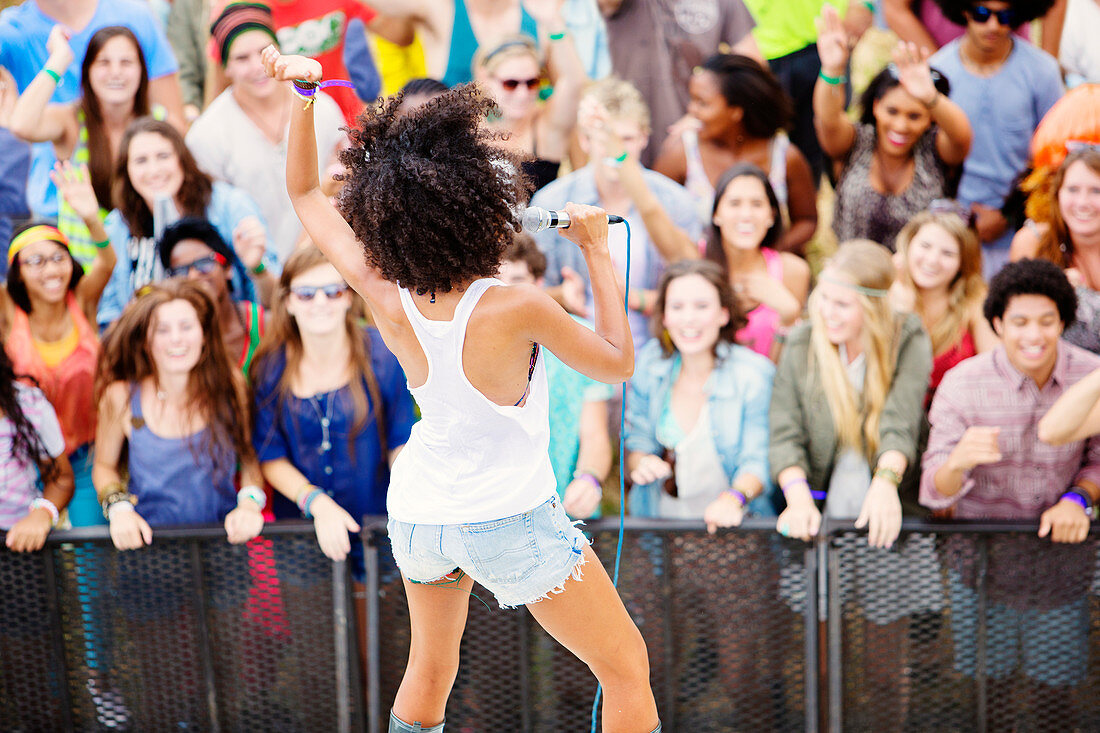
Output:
top-left (0, 0), bottom-right (1099, 723)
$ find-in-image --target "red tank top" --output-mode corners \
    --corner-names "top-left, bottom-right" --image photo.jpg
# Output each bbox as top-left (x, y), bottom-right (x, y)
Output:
top-left (6, 293), bottom-right (99, 454)
top-left (927, 328), bottom-right (976, 407)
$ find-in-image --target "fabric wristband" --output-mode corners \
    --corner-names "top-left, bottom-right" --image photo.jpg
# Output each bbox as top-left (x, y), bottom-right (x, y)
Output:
top-left (1061, 491), bottom-right (1090, 513)
top-left (818, 70), bottom-right (847, 86)
top-left (300, 488), bottom-right (324, 519)
top-left (237, 485), bottom-right (266, 511)
top-left (724, 488), bottom-right (748, 507)
top-left (573, 471), bottom-right (601, 490)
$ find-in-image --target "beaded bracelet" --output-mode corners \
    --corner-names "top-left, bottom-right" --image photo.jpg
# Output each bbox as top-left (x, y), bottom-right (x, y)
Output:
top-left (818, 70), bottom-right (847, 86)
top-left (30, 497), bottom-right (60, 527)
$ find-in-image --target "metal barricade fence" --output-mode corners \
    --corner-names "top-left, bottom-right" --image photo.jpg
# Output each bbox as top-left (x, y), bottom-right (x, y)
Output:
top-left (363, 517), bottom-right (818, 733)
top-left (4, 517), bottom-right (1100, 732)
top-left (0, 521), bottom-right (360, 732)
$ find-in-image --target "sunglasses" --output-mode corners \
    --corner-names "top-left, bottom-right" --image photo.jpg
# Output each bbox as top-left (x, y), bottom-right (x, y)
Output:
top-left (967, 5), bottom-right (1015, 25)
top-left (167, 253), bottom-right (226, 278)
top-left (496, 77), bottom-right (540, 92)
top-left (1066, 140), bottom-right (1100, 154)
top-left (19, 251), bottom-right (69, 270)
top-left (290, 282), bottom-right (349, 301)
top-left (886, 63), bottom-right (944, 84)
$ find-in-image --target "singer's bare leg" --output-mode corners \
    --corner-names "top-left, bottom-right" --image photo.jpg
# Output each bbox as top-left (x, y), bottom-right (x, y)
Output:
top-left (525, 546), bottom-right (659, 733)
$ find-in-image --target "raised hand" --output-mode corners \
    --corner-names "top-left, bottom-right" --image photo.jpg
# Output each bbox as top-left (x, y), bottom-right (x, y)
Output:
top-left (815, 5), bottom-right (850, 77)
top-left (232, 216), bottom-right (267, 271)
top-left (555, 202), bottom-right (610, 253)
top-left (45, 24), bottom-right (75, 74)
top-left (947, 426), bottom-right (1003, 473)
top-left (50, 162), bottom-right (101, 222)
top-left (261, 45), bottom-right (322, 83)
top-left (522, 0), bottom-right (566, 26)
top-left (891, 41), bottom-right (938, 108)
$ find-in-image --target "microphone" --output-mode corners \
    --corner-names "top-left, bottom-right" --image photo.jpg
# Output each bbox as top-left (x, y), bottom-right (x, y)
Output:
top-left (521, 206), bottom-right (625, 233)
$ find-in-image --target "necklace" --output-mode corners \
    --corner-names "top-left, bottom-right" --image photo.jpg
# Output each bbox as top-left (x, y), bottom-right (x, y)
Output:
top-left (306, 389), bottom-right (337, 454)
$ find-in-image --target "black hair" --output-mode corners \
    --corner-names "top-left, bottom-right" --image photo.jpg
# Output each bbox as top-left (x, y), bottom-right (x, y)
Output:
top-left (6, 222), bottom-right (83, 314)
top-left (337, 84), bottom-right (530, 295)
top-left (156, 217), bottom-right (256, 301)
top-left (705, 163), bottom-right (784, 269)
top-left (699, 54), bottom-right (792, 139)
top-left (983, 258), bottom-right (1077, 329)
top-left (931, 0), bottom-right (1057, 27)
top-left (859, 66), bottom-right (952, 127)
top-left (399, 77), bottom-right (449, 97)
top-left (0, 349), bottom-right (60, 484)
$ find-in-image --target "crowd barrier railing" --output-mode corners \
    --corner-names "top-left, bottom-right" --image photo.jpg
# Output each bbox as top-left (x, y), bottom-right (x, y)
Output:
top-left (4, 517), bottom-right (1099, 732)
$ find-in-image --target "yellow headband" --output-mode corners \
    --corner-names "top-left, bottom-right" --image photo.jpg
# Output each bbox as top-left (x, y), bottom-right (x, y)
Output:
top-left (8, 225), bottom-right (70, 264)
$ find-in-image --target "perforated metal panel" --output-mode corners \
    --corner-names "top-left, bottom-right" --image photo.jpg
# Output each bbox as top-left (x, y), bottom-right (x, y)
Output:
top-left (367, 521), bottom-right (814, 732)
top-left (828, 528), bottom-right (1100, 733)
top-left (0, 524), bottom-right (358, 732)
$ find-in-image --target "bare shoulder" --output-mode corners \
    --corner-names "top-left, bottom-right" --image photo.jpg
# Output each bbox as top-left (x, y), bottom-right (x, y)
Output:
top-left (779, 252), bottom-right (811, 284)
top-left (1009, 221), bottom-right (1045, 260)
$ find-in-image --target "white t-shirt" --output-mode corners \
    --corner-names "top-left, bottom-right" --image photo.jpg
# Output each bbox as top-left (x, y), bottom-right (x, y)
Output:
top-left (186, 88), bottom-right (346, 261)
top-left (1060, 0), bottom-right (1100, 86)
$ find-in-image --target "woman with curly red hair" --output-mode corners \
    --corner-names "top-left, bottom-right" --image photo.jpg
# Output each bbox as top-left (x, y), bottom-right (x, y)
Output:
top-left (263, 45), bottom-right (658, 733)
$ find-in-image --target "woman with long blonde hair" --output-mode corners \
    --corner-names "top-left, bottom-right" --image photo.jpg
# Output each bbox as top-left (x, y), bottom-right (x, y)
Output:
top-left (770, 240), bottom-right (931, 546)
top-left (769, 240), bottom-right (933, 732)
top-left (891, 208), bottom-right (997, 402)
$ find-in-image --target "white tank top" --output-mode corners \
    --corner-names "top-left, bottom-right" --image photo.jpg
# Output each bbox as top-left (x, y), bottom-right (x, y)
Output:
top-left (386, 278), bottom-right (556, 524)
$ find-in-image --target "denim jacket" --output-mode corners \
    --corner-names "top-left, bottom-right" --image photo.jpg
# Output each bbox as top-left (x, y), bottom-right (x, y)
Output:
top-left (625, 339), bottom-right (779, 518)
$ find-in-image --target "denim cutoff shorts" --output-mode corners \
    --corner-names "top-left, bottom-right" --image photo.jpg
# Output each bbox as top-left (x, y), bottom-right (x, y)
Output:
top-left (387, 495), bottom-right (590, 609)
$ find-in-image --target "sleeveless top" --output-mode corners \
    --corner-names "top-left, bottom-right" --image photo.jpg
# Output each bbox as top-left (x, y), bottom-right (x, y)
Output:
top-left (735, 247), bottom-right (785, 358)
top-left (58, 106), bottom-right (166, 269)
top-left (928, 328), bottom-right (975, 406)
top-left (833, 124), bottom-right (948, 252)
top-left (442, 0), bottom-right (539, 87)
top-left (682, 127), bottom-right (790, 224)
top-left (387, 278), bottom-right (555, 524)
top-left (6, 293), bottom-right (98, 454)
top-left (127, 384), bottom-right (237, 527)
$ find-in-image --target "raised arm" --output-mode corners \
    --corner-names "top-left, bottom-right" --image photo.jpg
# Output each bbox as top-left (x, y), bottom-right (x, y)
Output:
top-left (262, 46), bottom-right (399, 321)
top-left (881, 0), bottom-right (938, 52)
top-left (812, 6), bottom-right (856, 160)
top-left (53, 162), bottom-right (116, 316)
top-left (889, 42), bottom-right (971, 165)
top-left (8, 25), bottom-right (77, 151)
top-left (535, 2), bottom-right (588, 163)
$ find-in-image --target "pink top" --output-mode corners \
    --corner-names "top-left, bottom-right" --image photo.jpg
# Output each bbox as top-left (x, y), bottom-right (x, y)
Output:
top-left (735, 247), bottom-right (784, 357)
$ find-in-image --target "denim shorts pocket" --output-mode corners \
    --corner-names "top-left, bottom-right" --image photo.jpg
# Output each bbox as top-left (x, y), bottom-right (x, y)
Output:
top-left (460, 512), bottom-right (541, 581)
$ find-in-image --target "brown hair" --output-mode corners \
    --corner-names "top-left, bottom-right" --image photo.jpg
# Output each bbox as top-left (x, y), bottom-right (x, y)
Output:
top-left (248, 247), bottom-right (386, 465)
top-left (501, 232), bottom-right (547, 280)
top-left (1035, 149), bottom-right (1100, 268)
top-left (95, 279), bottom-right (256, 476)
top-left (894, 210), bottom-right (986, 356)
top-left (112, 118), bottom-right (213, 238)
top-left (651, 259), bottom-right (746, 358)
top-left (81, 26), bottom-right (149, 210)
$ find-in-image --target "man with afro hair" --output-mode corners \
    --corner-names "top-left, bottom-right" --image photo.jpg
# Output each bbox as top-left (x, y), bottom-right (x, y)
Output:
top-left (921, 259), bottom-right (1098, 728)
top-left (262, 46), bottom-right (662, 733)
top-left (929, 0), bottom-right (1064, 277)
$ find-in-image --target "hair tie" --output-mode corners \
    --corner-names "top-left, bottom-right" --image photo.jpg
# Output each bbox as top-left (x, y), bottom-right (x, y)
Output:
top-left (819, 273), bottom-right (888, 298)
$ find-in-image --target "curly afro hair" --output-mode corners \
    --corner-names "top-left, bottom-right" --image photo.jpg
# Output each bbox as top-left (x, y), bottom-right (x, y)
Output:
top-left (931, 0), bottom-right (1056, 28)
top-left (983, 258), bottom-right (1077, 330)
top-left (336, 84), bottom-right (531, 295)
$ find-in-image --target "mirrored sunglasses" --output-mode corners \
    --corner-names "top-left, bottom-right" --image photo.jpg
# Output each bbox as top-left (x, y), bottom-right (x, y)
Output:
top-left (290, 282), bottom-right (349, 301)
top-left (167, 254), bottom-right (226, 278)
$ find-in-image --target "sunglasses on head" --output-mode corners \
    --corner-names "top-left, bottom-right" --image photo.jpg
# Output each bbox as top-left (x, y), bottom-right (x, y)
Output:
top-left (967, 5), bottom-right (1015, 25)
top-left (167, 253), bottom-right (226, 279)
top-left (886, 63), bottom-right (944, 84)
top-left (928, 198), bottom-right (977, 227)
top-left (496, 77), bottom-right (540, 91)
top-left (290, 282), bottom-right (349, 301)
top-left (1066, 140), bottom-right (1100, 154)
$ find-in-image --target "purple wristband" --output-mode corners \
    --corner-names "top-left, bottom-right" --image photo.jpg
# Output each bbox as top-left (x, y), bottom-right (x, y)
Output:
top-left (810, 490), bottom-right (828, 502)
top-left (1061, 491), bottom-right (1090, 512)
top-left (724, 488), bottom-right (748, 507)
top-left (574, 471), bottom-right (601, 490)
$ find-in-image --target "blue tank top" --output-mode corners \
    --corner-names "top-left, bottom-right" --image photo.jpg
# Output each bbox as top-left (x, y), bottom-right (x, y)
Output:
top-left (127, 385), bottom-right (237, 527)
top-left (441, 0), bottom-right (539, 87)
